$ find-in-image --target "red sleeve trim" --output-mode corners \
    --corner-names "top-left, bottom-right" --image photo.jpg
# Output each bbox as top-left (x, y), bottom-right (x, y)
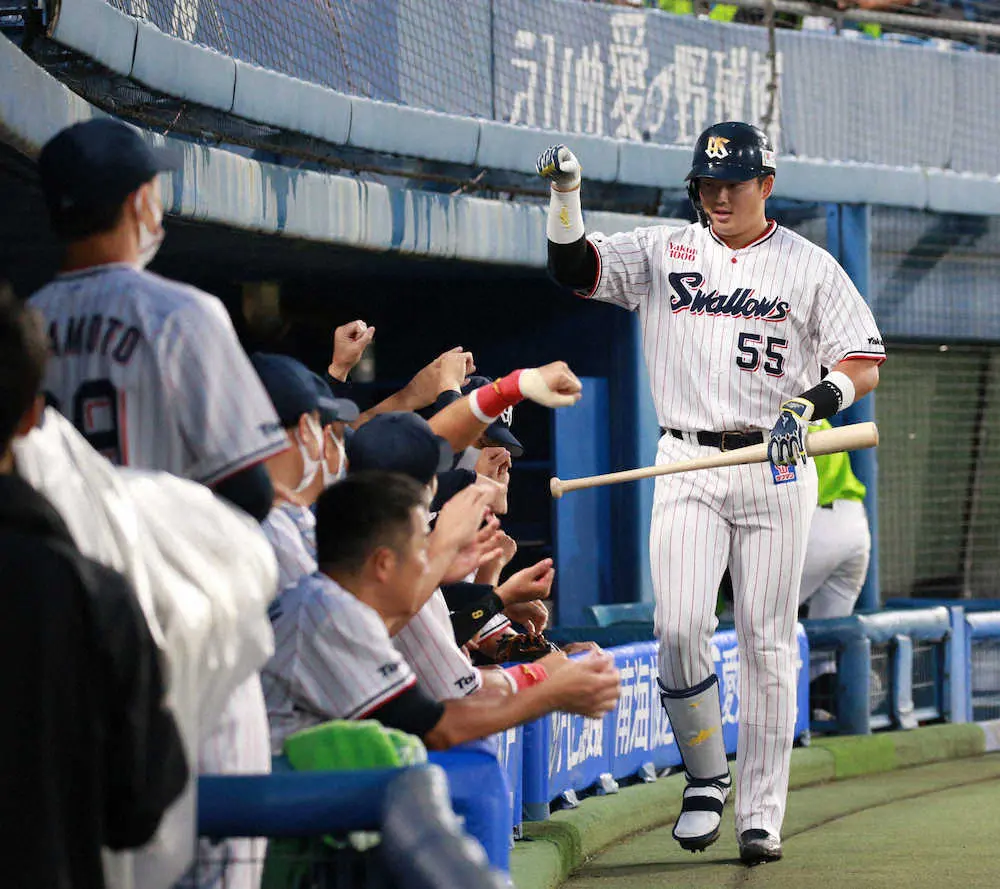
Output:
top-left (576, 239), bottom-right (603, 300)
top-left (838, 351), bottom-right (887, 367)
top-left (478, 618), bottom-right (512, 642)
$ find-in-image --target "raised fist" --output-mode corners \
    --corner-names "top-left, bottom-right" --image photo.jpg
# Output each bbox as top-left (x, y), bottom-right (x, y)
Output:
top-left (536, 144), bottom-right (582, 191)
top-left (520, 362), bottom-right (583, 409)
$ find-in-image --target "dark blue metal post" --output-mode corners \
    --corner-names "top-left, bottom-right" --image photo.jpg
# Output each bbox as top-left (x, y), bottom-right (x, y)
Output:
top-left (828, 203), bottom-right (880, 611)
top-left (553, 377), bottom-right (611, 625)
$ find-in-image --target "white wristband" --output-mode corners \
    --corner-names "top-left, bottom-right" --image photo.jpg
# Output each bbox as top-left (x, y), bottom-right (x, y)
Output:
top-left (547, 184), bottom-right (586, 244)
top-left (499, 668), bottom-right (518, 695)
top-left (824, 370), bottom-right (856, 411)
top-left (468, 389), bottom-right (495, 424)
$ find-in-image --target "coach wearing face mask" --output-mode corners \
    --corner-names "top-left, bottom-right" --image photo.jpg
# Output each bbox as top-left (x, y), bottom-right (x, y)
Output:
top-left (311, 371), bottom-right (358, 490)
top-left (30, 119), bottom-right (287, 522)
top-left (252, 353), bottom-right (350, 591)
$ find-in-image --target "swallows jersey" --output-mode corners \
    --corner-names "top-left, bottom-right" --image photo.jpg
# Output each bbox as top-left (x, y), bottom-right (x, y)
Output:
top-left (585, 221), bottom-right (886, 433)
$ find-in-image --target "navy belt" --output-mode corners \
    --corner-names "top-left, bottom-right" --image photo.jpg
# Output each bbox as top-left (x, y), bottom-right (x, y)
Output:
top-left (661, 427), bottom-right (765, 452)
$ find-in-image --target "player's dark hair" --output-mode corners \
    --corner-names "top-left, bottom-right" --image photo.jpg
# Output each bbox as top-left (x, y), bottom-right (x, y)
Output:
top-left (0, 283), bottom-right (48, 449)
top-left (316, 471), bottom-right (427, 574)
top-left (48, 200), bottom-right (126, 241)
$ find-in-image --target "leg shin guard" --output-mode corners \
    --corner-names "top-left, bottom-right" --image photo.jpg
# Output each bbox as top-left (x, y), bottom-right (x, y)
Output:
top-left (658, 673), bottom-right (728, 780)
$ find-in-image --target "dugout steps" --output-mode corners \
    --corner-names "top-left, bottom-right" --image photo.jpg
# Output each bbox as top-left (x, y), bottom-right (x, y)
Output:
top-left (511, 721), bottom-right (1000, 889)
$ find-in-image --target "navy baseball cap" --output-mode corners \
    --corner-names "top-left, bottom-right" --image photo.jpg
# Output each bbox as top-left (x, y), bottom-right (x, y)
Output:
top-left (309, 372), bottom-right (359, 425)
top-left (346, 412), bottom-right (453, 486)
top-left (38, 119), bottom-right (175, 216)
top-left (462, 375), bottom-right (525, 457)
top-left (252, 353), bottom-right (336, 428)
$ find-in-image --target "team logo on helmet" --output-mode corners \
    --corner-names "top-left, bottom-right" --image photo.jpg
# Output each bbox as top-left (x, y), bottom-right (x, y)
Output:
top-left (705, 136), bottom-right (731, 159)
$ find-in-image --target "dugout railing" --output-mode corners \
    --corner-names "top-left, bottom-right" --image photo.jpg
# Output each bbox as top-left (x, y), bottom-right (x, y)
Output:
top-left (197, 750), bottom-right (510, 888)
top-left (194, 611), bottom-right (1000, 873)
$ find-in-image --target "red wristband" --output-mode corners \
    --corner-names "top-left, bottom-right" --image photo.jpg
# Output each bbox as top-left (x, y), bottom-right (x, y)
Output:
top-left (506, 662), bottom-right (549, 691)
top-left (472, 370), bottom-right (524, 421)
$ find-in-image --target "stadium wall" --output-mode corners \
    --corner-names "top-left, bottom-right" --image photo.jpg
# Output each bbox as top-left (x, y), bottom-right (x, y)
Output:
top-left (42, 0), bottom-right (1000, 211)
top-left (55, 0), bottom-right (1000, 177)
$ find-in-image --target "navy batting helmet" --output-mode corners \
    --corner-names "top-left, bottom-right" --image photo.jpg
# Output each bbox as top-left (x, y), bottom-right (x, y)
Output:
top-left (686, 121), bottom-right (776, 226)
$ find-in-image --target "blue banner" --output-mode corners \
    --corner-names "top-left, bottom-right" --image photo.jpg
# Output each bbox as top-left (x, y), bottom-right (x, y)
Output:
top-left (522, 629), bottom-right (809, 820)
top-left (494, 725), bottom-right (524, 833)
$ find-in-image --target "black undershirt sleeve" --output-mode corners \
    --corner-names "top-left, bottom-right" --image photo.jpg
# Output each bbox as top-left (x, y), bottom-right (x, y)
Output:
top-left (547, 236), bottom-right (598, 292)
top-left (440, 581), bottom-right (495, 611)
top-left (449, 591), bottom-right (506, 647)
top-left (797, 379), bottom-right (844, 421)
top-left (211, 463), bottom-right (273, 523)
top-left (369, 683), bottom-right (446, 740)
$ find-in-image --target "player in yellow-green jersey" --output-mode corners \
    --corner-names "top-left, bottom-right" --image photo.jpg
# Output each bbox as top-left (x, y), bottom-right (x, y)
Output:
top-left (800, 419), bottom-right (871, 693)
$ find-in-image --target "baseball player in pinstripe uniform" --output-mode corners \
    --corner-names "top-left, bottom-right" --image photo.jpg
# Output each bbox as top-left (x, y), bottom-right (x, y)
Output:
top-left (30, 121), bottom-right (287, 515)
top-left (539, 122), bottom-right (885, 864)
top-left (264, 471), bottom-right (620, 753)
top-left (346, 413), bottom-right (490, 701)
top-left (31, 119), bottom-right (289, 889)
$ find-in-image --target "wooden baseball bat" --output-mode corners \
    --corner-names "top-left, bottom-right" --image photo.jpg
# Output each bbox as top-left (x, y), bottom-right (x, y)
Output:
top-left (549, 422), bottom-right (878, 499)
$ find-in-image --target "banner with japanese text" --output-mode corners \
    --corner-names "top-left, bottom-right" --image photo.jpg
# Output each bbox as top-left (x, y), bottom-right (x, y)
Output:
top-left (99, 1), bottom-right (1000, 174)
top-left (521, 629), bottom-right (809, 820)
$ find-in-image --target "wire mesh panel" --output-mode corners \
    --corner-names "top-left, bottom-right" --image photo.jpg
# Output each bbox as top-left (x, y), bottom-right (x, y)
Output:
top-left (970, 638), bottom-right (1000, 721)
top-left (870, 642), bottom-right (891, 722)
top-left (911, 640), bottom-right (942, 717)
top-left (871, 207), bottom-right (1000, 600)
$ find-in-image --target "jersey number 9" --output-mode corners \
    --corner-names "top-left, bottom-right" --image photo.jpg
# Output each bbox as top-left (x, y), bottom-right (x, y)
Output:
top-left (46, 378), bottom-right (123, 464)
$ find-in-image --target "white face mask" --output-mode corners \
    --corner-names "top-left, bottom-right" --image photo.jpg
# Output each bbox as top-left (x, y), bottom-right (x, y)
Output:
top-left (456, 446), bottom-right (481, 472)
top-left (135, 188), bottom-right (165, 270)
top-left (321, 429), bottom-right (347, 488)
top-left (294, 415), bottom-right (323, 493)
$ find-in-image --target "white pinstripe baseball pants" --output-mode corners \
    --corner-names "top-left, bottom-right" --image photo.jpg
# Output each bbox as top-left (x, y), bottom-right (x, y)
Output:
top-left (651, 435), bottom-right (817, 838)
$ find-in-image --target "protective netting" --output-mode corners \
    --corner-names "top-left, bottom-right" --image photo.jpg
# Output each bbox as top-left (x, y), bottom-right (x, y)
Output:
top-left (106, 0), bottom-right (493, 115)
top-left (83, 0), bottom-right (1000, 175)
top-left (871, 209), bottom-right (1000, 600)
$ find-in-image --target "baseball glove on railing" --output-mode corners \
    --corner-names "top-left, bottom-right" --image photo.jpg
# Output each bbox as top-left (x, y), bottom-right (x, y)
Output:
top-left (494, 633), bottom-right (560, 664)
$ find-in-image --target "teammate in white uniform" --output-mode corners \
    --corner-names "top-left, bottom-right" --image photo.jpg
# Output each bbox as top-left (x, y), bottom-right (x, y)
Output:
top-left (31, 119), bottom-right (288, 889)
top-left (538, 121), bottom-right (885, 864)
top-left (346, 412), bottom-right (488, 700)
top-left (264, 471), bottom-right (620, 752)
top-left (800, 419), bottom-right (871, 694)
top-left (30, 120), bottom-right (287, 513)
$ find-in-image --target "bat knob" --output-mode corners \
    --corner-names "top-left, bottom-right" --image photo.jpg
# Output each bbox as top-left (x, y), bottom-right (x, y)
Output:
top-left (549, 477), bottom-right (564, 499)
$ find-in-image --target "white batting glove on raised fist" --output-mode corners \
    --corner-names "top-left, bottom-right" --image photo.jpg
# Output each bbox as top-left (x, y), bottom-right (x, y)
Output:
top-left (521, 362), bottom-right (583, 408)
top-left (537, 145), bottom-right (581, 191)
